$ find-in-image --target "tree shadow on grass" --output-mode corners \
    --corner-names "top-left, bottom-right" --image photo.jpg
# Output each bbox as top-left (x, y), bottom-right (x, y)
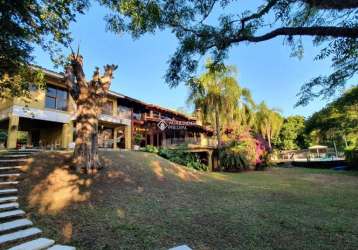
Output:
top-left (20, 152), bottom-right (93, 215)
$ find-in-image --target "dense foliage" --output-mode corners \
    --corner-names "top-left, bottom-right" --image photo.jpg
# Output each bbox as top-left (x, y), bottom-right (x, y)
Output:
top-left (134, 133), bottom-right (144, 146)
top-left (219, 141), bottom-right (250, 172)
top-left (255, 152), bottom-right (274, 171)
top-left (345, 147), bottom-right (358, 168)
top-left (255, 102), bottom-right (284, 149)
top-left (100, 0), bottom-right (358, 105)
top-left (305, 86), bottom-right (358, 151)
top-left (144, 145), bottom-right (159, 154)
top-left (144, 146), bottom-right (208, 171)
top-left (159, 147), bottom-right (208, 171)
top-left (219, 134), bottom-right (272, 171)
top-left (187, 61), bottom-right (288, 167)
top-left (187, 60), bottom-right (254, 147)
top-left (278, 116), bottom-right (307, 150)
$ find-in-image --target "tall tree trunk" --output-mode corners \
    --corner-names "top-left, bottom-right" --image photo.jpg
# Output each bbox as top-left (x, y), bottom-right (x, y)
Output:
top-left (343, 135), bottom-right (348, 148)
top-left (215, 108), bottom-right (221, 148)
top-left (267, 136), bottom-right (272, 150)
top-left (65, 54), bottom-right (117, 173)
top-left (267, 128), bottom-right (272, 150)
top-left (333, 139), bottom-right (338, 158)
top-left (72, 86), bottom-right (100, 172)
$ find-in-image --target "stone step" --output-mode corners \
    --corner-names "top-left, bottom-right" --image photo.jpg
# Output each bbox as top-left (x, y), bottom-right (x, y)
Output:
top-left (0, 209), bottom-right (25, 219)
top-left (0, 181), bottom-right (19, 186)
top-left (0, 166), bottom-right (22, 171)
top-left (0, 196), bottom-right (17, 203)
top-left (0, 162), bottom-right (25, 167)
top-left (0, 159), bottom-right (27, 162)
top-left (0, 227), bottom-right (42, 244)
top-left (5, 154), bottom-right (33, 157)
top-left (5, 153), bottom-right (33, 156)
top-left (169, 245), bottom-right (192, 250)
top-left (0, 173), bottom-right (21, 178)
top-left (0, 202), bottom-right (19, 211)
top-left (0, 189), bottom-right (18, 195)
top-left (7, 237), bottom-right (55, 250)
top-left (47, 245), bottom-right (76, 250)
top-left (0, 155), bottom-right (29, 158)
top-left (7, 150), bottom-right (38, 153)
top-left (0, 219), bottom-right (33, 232)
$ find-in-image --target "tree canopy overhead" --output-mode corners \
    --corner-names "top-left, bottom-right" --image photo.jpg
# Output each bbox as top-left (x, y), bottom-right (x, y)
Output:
top-left (101, 0), bottom-right (358, 105)
top-left (0, 0), bottom-right (89, 98)
top-left (2, 0), bottom-right (356, 105)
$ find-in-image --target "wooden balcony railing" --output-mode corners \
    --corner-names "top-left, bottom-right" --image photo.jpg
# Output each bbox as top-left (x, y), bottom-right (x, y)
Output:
top-left (163, 138), bottom-right (217, 148)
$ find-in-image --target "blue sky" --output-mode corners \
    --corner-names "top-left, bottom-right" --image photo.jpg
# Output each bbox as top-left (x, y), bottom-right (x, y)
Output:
top-left (33, 1), bottom-right (351, 118)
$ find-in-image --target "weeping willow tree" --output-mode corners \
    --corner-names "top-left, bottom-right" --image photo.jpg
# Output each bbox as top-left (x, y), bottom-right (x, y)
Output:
top-left (64, 53), bottom-right (117, 172)
top-left (187, 60), bottom-right (254, 147)
top-left (228, 87), bottom-right (256, 137)
top-left (255, 102), bottom-right (284, 150)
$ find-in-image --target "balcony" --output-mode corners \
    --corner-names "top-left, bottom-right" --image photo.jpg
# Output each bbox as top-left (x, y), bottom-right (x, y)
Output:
top-left (163, 137), bottom-right (217, 149)
top-left (133, 112), bottom-right (163, 123)
top-left (98, 105), bottom-right (132, 126)
top-left (117, 106), bottom-right (131, 120)
top-left (133, 112), bottom-right (142, 121)
top-left (143, 112), bottom-right (161, 120)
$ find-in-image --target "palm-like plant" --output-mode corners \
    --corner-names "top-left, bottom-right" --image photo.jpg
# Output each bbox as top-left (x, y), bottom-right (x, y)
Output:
top-left (187, 60), bottom-right (255, 147)
top-left (255, 102), bottom-right (284, 149)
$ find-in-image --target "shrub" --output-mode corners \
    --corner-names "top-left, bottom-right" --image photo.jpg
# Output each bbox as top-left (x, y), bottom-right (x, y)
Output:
top-left (219, 141), bottom-right (250, 172)
top-left (255, 152), bottom-right (273, 171)
top-left (345, 147), bottom-right (358, 169)
top-left (185, 154), bottom-right (208, 171)
top-left (254, 135), bottom-right (270, 163)
top-left (158, 147), bottom-right (207, 171)
top-left (236, 133), bottom-right (257, 164)
top-left (134, 134), bottom-right (143, 146)
top-left (236, 132), bottom-right (270, 165)
top-left (144, 145), bottom-right (159, 154)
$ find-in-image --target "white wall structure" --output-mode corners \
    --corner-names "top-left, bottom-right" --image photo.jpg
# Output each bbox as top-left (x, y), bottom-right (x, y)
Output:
top-left (11, 105), bottom-right (71, 124)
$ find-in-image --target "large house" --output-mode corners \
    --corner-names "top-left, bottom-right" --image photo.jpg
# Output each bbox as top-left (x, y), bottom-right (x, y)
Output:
top-left (0, 67), bottom-right (213, 150)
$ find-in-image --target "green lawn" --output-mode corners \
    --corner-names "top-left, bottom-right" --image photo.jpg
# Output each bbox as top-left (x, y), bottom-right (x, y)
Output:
top-left (19, 151), bottom-right (358, 250)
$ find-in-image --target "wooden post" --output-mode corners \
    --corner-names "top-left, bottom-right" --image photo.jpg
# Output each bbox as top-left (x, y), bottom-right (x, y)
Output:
top-left (27, 131), bottom-right (32, 147)
top-left (61, 122), bottom-right (73, 149)
top-left (162, 132), bottom-right (167, 147)
top-left (7, 115), bottom-right (19, 149)
top-left (207, 150), bottom-right (213, 172)
top-left (150, 133), bottom-right (154, 145)
top-left (125, 125), bottom-right (131, 149)
top-left (113, 128), bottom-right (118, 149)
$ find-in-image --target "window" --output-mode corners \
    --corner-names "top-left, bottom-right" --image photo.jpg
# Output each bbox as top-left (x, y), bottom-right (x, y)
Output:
top-left (118, 105), bottom-right (131, 119)
top-left (102, 101), bottom-right (113, 115)
top-left (45, 86), bottom-right (68, 111)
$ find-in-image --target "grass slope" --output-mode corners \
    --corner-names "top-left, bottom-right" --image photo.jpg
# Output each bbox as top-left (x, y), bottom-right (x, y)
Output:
top-left (19, 151), bottom-right (358, 250)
